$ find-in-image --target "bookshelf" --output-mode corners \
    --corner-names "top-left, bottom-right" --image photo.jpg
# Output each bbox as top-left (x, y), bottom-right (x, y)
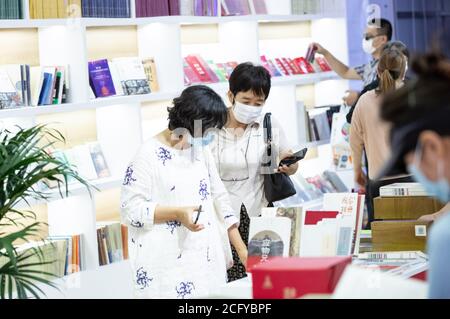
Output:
top-left (1, 0), bottom-right (351, 298)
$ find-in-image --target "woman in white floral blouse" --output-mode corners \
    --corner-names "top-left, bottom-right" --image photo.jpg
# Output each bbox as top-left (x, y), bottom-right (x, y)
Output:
top-left (120, 85), bottom-right (247, 299)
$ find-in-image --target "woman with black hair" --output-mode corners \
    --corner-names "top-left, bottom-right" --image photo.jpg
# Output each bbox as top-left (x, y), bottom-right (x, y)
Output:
top-left (120, 85), bottom-right (247, 299)
top-left (209, 63), bottom-right (299, 282)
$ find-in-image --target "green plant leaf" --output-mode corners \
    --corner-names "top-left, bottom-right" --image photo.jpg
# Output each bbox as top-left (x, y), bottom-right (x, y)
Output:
top-left (1, 125), bottom-right (92, 299)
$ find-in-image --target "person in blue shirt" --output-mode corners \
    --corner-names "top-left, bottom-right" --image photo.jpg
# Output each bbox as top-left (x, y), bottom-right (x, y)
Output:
top-left (377, 51), bottom-right (450, 299)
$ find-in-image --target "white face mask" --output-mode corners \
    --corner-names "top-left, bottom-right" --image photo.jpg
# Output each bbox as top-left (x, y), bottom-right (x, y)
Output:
top-left (232, 101), bottom-right (264, 124)
top-left (362, 38), bottom-right (376, 54)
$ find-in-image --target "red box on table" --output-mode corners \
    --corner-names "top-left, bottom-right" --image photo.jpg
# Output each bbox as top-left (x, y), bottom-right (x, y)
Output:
top-left (251, 256), bottom-right (352, 299)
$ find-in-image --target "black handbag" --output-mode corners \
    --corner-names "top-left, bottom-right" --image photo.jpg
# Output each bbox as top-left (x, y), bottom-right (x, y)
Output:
top-left (262, 113), bottom-right (297, 203)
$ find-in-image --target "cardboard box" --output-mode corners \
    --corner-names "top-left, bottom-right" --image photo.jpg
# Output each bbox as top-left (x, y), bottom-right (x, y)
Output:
top-left (371, 221), bottom-right (432, 252)
top-left (252, 257), bottom-right (351, 299)
top-left (374, 196), bottom-right (445, 220)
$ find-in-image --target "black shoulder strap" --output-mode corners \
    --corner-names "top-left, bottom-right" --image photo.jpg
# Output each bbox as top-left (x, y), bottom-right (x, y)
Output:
top-left (263, 112), bottom-right (272, 144)
top-left (262, 113), bottom-right (273, 167)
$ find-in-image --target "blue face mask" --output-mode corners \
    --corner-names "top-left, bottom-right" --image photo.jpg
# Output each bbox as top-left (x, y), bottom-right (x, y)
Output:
top-left (407, 146), bottom-right (450, 203)
top-left (189, 132), bottom-right (214, 147)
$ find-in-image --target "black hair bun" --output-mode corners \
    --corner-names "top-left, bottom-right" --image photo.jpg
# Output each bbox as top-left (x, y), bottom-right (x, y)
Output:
top-left (412, 52), bottom-right (450, 80)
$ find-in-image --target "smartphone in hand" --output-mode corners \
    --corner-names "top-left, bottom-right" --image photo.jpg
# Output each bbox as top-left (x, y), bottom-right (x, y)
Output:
top-left (279, 148), bottom-right (308, 167)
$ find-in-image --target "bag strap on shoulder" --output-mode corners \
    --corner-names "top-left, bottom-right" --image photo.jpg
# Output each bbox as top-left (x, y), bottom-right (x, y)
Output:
top-left (263, 112), bottom-right (272, 144)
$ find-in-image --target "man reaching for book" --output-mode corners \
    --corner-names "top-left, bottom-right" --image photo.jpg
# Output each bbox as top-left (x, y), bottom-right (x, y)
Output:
top-left (310, 18), bottom-right (392, 107)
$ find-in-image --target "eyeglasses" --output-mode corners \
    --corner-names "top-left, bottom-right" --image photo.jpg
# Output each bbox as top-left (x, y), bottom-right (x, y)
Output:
top-left (218, 129), bottom-right (252, 182)
top-left (364, 33), bottom-right (383, 41)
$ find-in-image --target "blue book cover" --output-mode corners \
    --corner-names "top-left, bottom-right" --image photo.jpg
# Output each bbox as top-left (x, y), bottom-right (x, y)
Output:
top-left (38, 73), bottom-right (51, 106)
top-left (88, 59), bottom-right (116, 98)
top-left (42, 73), bottom-right (54, 105)
top-left (81, 0), bottom-right (89, 16)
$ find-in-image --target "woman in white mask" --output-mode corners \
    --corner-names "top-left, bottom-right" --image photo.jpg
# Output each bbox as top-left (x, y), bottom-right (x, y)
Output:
top-left (209, 62), bottom-right (299, 282)
top-left (379, 52), bottom-right (450, 298)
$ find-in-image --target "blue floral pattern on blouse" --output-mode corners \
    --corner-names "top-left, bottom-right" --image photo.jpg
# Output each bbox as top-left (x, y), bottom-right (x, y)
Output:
top-left (176, 281), bottom-right (195, 299)
top-left (199, 179), bottom-right (209, 201)
top-left (123, 166), bottom-right (137, 186)
top-left (136, 267), bottom-right (153, 290)
top-left (156, 147), bottom-right (172, 166)
top-left (130, 220), bottom-right (144, 228)
top-left (166, 221), bottom-right (181, 234)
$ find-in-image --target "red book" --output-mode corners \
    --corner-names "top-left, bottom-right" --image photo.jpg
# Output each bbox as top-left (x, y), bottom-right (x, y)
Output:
top-left (274, 58), bottom-right (290, 76)
top-left (184, 55), bottom-right (213, 83)
top-left (281, 58), bottom-right (296, 75)
top-left (412, 271), bottom-right (427, 281)
top-left (260, 55), bottom-right (274, 76)
top-left (252, 256), bottom-right (352, 299)
top-left (287, 58), bottom-right (303, 75)
top-left (183, 59), bottom-right (201, 85)
top-left (294, 57), bottom-right (316, 74)
top-left (316, 56), bottom-right (333, 72)
top-left (190, 54), bottom-right (220, 83)
top-left (304, 211), bottom-right (339, 225)
top-left (226, 61), bottom-right (238, 75)
top-left (121, 224), bottom-right (129, 260)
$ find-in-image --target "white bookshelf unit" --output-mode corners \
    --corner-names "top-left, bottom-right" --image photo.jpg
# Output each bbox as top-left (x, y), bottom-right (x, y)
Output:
top-left (1, 0), bottom-right (351, 298)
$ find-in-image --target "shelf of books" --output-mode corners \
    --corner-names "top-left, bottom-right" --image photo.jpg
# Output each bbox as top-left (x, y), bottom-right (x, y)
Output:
top-left (1, 0), bottom-right (355, 298)
top-left (0, 13), bottom-right (349, 29)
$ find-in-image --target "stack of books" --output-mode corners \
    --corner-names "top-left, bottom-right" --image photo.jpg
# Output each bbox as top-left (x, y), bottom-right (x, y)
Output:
top-left (291, 0), bottom-right (322, 15)
top-left (30, 0), bottom-right (132, 19)
top-left (303, 105), bottom-right (341, 143)
top-left (9, 234), bottom-right (84, 280)
top-left (97, 222), bottom-right (129, 266)
top-left (221, 0), bottom-right (268, 16)
top-left (371, 183), bottom-right (442, 252)
top-left (353, 251), bottom-right (428, 281)
top-left (44, 142), bottom-right (110, 188)
top-left (260, 55), bottom-right (332, 77)
top-left (248, 193), bottom-right (365, 272)
top-left (0, 65), bottom-right (69, 109)
top-left (136, 0), bottom-right (177, 17)
top-left (358, 229), bottom-right (372, 253)
top-left (0, 0), bottom-right (23, 19)
top-left (284, 170), bottom-right (348, 204)
top-left (88, 57), bottom-right (159, 99)
top-left (291, 0), bottom-right (344, 15)
top-left (81, 0), bottom-right (131, 17)
top-left (137, 0), bottom-right (220, 17)
top-left (29, 0), bottom-right (80, 18)
top-left (183, 55), bottom-right (238, 85)
top-left (299, 193), bottom-right (365, 257)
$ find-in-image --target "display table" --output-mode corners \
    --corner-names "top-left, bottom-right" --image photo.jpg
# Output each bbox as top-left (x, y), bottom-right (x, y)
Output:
top-left (212, 274), bottom-right (253, 299)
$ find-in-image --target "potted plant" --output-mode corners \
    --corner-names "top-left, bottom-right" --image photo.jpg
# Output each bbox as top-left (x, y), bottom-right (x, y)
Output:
top-left (0, 125), bottom-right (91, 299)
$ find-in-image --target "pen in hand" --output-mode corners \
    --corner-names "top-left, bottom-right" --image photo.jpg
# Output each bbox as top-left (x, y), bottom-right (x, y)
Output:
top-left (194, 205), bottom-right (202, 224)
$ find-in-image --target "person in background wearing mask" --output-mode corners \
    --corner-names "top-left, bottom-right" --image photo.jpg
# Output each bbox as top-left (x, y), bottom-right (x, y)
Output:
top-left (120, 85), bottom-right (247, 298)
top-left (311, 18), bottom-right (393, 107)
top-left (346, 40), bottom-right (410, 124)
top-left (378, 52), bottom-right (450, 298)
top-left (209, 63), bottom-right (299, 282)
top-left (350, 47), bottom-right (413, 228)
